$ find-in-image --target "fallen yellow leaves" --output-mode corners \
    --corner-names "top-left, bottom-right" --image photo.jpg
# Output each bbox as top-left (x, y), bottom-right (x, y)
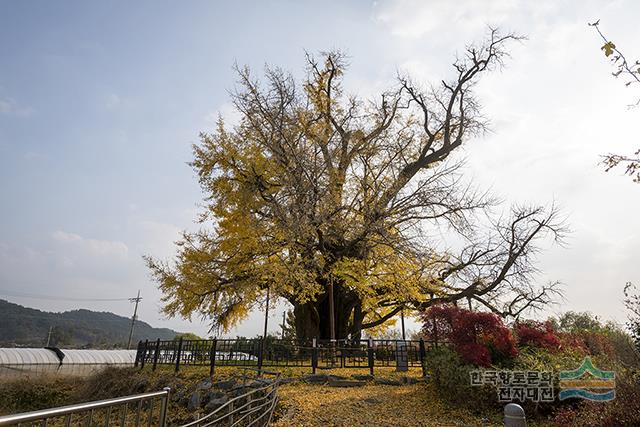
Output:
top-left (271, 382), bottom-right (500, 427)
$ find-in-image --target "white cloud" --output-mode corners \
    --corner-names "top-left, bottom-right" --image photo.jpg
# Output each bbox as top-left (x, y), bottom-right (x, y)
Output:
top-left (364, 0), bottom-right (640, 324)
top-left (0, 96), bottom-right (34, 117)
top-left (204, 102), bottom-right (243, 128)
top-left (105, 93), bottom-right (122, 109)
top-left (23, 151), bottom-right (41, 161)
top-left (51, 230), bottom-right (82, 243)
top-left (51, 230), bottom-right (129, 258)
top-left (0, 242), bottom-right (9, 260)
top-left (137, 220), bottom-right (183, 259)
top-left (373, 0), bottom-right (521, 40)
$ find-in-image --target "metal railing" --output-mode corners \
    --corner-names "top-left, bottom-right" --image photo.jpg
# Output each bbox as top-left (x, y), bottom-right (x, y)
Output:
top-left (136, 337), bottom-right (438, 376)
top-left (0, 370), bottom-right (280, 427)
top-left (0, 388), bottom-right (170, 427)
top-left (181, 370), bottom-right (280, 427)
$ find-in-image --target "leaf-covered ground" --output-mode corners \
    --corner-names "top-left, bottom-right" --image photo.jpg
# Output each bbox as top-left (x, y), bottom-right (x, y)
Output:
top-left (272, 382), bottom-right (502, 427)
top-left (0, 366), bottom-right (551, 426)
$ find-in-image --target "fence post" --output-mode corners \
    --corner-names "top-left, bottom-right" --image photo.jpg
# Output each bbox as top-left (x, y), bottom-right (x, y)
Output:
top-left (419, 338), bottom-right (427, 378)
top-left (152, 339), bottom-right (161, 371)
top-left (209, 338), bottom-right (218, 378)
top-left (311, 337), bottom-right (318, 375)
top-left (228, 400), bottom-right (235, 425)
top-left (367, 338), bottom-right (374, 376)
top-left (504, 403), bottom-right (526, 427)
top-left (257, 337), bottom-right (264, 376)
top-left (134, 340), bottom-right (142, 367)
top-left (159, 387), bottom-right (171, 427)
top-left (140, 340), bottom-right (148, 369)
top-left (175, 337), bottom-right (183, 373)
top-left (396, 340), bottom-right (408, 372)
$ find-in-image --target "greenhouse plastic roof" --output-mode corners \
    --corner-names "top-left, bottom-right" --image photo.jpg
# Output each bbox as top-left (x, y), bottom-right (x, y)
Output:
top-left (0, 348), bottom-right (137, 365)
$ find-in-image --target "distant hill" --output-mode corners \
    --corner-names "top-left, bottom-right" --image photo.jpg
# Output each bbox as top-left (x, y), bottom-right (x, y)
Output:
top-left (0, 299), bottom-right (180, 348)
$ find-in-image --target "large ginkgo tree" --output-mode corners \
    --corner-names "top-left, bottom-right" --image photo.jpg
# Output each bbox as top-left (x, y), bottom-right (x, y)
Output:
top-left (146, 30), bottom-right (567, 341)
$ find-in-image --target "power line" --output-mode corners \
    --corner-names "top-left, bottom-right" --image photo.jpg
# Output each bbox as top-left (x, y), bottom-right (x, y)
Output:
top-left (0, 289), bottom-right (132, 302)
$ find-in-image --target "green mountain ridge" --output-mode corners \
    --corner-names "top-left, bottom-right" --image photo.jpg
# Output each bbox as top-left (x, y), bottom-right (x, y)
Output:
top-left (0, 299), bottom-right (180, 348)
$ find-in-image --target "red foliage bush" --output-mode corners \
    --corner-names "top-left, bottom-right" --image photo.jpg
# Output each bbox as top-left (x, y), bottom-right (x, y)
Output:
top-left (422, 305), bottom-right (518, 367)
top-left (580, 331), bottom-right (617, 358)
top-left (515, 320), bottom-right (561, 351)
top-left (557, 331), bottom-right (616, 357)
top-left (557, 331), bottom-right (589, 353)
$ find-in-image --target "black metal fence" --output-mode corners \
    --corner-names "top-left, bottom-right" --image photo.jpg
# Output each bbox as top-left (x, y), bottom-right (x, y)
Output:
top-left (135, 338), bottom-right (437, 376)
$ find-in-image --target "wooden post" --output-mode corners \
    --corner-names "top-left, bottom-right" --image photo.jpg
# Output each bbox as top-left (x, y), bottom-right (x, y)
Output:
top-left (209, 338), bottom-right (218, 378)
top-left (419, 338), bottom-right (427, 378)
top-left (152, 338), bottom-right (161, 371)
top-left (134, 340), bottom-right (142, 367)
top-left (257, 337), bottom-right (264, 377)
top-left (260, 286), bottom-right (270, 377)
top-left (367, 338), bottom-right (374, 376)
top-left (140, 340), bottom-right (148, 369)
top-left (311, 337), bottom-right (318, 375)
top-left (228, 400), bottom-right (235, 425)
top-left (429, 292), bottom-right (438, 348)
top-left (281, 311), bottom-right (286, 340)
top-left (175, 337), bottom-right (183, 373)
top-left (328, 278), bottom-right (336, 343)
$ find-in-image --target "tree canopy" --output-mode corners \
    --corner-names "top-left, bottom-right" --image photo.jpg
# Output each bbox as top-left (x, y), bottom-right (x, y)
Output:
top-left (146, 29), bottom-right (567, 341)
top-left (589, 20), bottom-right (640, 182)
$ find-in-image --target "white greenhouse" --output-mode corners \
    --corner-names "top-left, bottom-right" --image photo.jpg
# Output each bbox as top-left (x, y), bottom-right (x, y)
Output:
top-left (0, 348), bottom-right (137, 378)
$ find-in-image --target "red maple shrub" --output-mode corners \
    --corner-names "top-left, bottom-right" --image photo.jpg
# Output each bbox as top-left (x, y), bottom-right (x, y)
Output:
top-left (514, 320), bottom-right (561, 351)
top-left (422, 305), bottom-right (518, 367)
top-left (556, 331), bottom-right (617, 358)
top-left (556, 331), bottom-right (589, 353)
top-left (578, 331), bottom-right (617, 358)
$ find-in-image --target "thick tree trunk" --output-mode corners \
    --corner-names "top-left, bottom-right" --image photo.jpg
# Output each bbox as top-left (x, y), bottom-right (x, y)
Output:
top-left (349, 302), bottom-right (365, 340)
top-left (293, 302), bottom-right (320, 341)
top-left (293, 281), bottom-right (360, 341)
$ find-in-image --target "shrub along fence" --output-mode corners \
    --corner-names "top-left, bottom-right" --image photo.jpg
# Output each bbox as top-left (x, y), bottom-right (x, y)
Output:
top-left (0, 370), bottom-right (281, 427)
top-left (135, 338), bottom-right (438, 377)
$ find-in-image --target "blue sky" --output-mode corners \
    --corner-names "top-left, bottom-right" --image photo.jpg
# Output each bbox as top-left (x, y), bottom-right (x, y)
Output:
top-left (1, 0), bottom-right (639, 338)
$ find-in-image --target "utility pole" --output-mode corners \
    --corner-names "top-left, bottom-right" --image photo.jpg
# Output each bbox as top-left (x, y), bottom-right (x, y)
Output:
top-left (328, 278), bottom-right (336, 342)
top-left (46, 325), bottom-right (53, 347)
top-left (260, 286), bottom-right (271, 375)
top-left (262, 286), bottom-right (270, 342)
top-left (281, 311), bottom-right (286, 340)
top-left (127, 290), bottom-right (142, 349)
top-left (328, 277), bottom-right (337, 367)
